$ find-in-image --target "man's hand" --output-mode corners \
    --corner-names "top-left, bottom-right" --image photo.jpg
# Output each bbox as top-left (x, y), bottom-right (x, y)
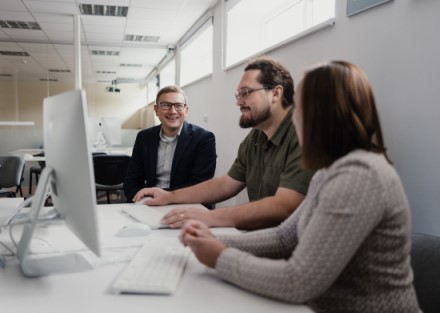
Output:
top-left (132, 187), bottom-right (172, 205)
top-left (161, 207), bottom-right (213, 228)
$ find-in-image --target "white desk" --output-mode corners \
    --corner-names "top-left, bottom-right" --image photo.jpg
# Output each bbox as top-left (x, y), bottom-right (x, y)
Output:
top-left (8, 148), bottom-right (44, 161)
top-left (0, 204), bottom-right (313, 313)
top-left (0, 197), bottom-right (23, 226)
top-left (9, 147), bottom-right (133, 162)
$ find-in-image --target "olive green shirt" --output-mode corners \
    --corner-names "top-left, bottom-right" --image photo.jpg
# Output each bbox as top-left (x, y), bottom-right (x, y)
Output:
top-left (228, 108), bottom-right (313, 201)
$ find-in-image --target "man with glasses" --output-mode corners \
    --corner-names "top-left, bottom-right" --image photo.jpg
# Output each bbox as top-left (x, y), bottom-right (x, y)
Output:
top-left (135, 56), bottom-right (313, 230)
top-left (124, 85), bottom-right (217, 202)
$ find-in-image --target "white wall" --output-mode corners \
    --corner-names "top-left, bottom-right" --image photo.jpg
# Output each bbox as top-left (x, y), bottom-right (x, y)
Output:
top-left (183, 0), bottom-right (440, 236)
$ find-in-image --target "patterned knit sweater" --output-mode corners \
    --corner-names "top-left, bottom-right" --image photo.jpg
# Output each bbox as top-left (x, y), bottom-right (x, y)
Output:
top-left (216, 150), bottom-right (421, 313)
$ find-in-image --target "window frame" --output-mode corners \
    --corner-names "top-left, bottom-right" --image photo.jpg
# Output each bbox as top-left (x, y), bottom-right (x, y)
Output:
top-left (222, 0), bottom-right (335, 70)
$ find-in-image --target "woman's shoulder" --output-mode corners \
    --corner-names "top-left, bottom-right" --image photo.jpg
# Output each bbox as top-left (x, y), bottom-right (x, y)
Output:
top-left (329, 150), bottom-right (400, 186)
top-left (333, 150), bottom-right (390, 170)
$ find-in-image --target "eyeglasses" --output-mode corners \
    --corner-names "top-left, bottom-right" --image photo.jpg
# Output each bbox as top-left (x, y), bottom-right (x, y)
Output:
top-left (157, 102), bottom-right (187, 111)
top-left (234, 87), bottom-right (270, 100)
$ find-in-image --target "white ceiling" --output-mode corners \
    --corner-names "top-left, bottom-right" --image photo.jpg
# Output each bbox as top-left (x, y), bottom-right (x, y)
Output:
top-left (0, 0), bottom-right (218, 83)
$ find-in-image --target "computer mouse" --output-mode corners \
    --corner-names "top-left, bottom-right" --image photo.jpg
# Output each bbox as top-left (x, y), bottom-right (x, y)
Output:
top-left (116, 223), bottom-right (152, 237)
top-left (135, 196), bottom-right (153, 205)
top-left (23, 154), bottom-right (33, 160)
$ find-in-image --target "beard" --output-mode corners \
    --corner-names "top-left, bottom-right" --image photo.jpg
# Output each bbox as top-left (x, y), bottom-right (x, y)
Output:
top-left (239, 106), bottom-right (271, 128)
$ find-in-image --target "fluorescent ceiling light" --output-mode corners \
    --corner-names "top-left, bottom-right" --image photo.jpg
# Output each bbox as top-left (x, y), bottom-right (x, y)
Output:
top-left (79, 4), bottom-right (128, 17)
top-left (0, 51), bottom-right (29, 56)
top-left (124, 34), bottom-right (160, 42)
top-left (0, 20), bottom-right (40, 30)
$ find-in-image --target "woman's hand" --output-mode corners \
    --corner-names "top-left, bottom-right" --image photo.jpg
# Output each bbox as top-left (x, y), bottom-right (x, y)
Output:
top-left (180, 220), bottom-right (225, 268)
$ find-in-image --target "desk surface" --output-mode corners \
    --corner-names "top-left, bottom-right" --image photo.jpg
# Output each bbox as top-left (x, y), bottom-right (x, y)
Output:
top-left (9, 147), bottom-right (133, 162)
top-left (0, 203), bottom-right (313, 313)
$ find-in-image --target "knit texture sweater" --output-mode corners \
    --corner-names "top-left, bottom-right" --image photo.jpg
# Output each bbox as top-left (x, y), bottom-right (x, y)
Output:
top-left (216, 150), bottom-right (421, 313)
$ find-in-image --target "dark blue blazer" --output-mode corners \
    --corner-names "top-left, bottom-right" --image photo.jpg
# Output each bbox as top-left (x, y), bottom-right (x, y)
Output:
top-left (123, 121), bottom-right (216, 202)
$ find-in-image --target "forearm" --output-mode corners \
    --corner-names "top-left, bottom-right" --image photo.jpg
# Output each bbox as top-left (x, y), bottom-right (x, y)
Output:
top-left (171, 175), bottom-right (242, 205)
top-left (211, 188), bottom-right (304, 230)
top-left (218, 227), bottom-right (288, 258)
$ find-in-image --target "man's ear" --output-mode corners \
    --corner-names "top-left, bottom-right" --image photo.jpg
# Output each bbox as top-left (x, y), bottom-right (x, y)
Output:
top-left (272, 85), bottom-right (283, 104)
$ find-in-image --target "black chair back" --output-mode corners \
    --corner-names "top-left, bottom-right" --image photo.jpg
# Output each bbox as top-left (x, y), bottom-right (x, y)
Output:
top-left (411, 233), bottom-right (440, 313)
top-left (92, 154), bottom-right (130, 203)
top-left (0, 155), bottom-right (25, 197)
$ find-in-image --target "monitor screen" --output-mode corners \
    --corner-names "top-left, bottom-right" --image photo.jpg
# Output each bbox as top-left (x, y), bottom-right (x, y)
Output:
top-left (17, 89), bottom-right (101, 276)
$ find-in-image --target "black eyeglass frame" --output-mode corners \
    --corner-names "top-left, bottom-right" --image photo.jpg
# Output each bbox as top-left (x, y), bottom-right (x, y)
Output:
top-left (234, 87), bottom-right (271, 100)
top-left (157, 102), bottom-right (187, 111)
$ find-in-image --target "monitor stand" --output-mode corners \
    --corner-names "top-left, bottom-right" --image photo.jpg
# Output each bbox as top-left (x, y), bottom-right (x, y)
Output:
top-left (16, 167), bottom-right (93, 277)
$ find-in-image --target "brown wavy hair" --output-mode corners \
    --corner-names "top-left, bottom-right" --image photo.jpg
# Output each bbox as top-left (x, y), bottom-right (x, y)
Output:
top-left (300, 61), bottom-right (390, 169)
top-left (245, 56), bottom-right (294, 108)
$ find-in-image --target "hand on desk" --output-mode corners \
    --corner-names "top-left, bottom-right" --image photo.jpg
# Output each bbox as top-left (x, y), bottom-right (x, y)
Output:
top-left (161, 207), bottom-right (212, 228)
top-left (180, 220), bottom-right (225, 268)
top-left (132, 187), bottom-right (171, 205)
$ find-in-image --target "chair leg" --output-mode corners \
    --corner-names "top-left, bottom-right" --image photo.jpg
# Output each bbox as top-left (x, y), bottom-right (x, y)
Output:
top-left (29, 173), bottom-right (33, 196)
top-left (106, 191), bottom-right (111, 204)
top-left (16, 185), bottom-right (23, 197)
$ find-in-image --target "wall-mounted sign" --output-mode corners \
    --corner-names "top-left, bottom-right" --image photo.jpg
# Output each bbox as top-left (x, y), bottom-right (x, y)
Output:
top-left (347, 0), bottom-right (393, 17)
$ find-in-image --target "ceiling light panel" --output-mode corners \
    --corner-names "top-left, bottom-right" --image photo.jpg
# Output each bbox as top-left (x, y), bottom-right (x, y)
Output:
top-left (0, 20), bottom-right (41, 30)
top-left (124, 34), bottom-right (160, 42)
top-left (0, 51), bottom-right (29, 56)
top-left (91, 50), bottom-right (120, 56)
top-left (79, 4), bottom-right (128, 17)
top-left (49, 69), bottom-right (71, 73)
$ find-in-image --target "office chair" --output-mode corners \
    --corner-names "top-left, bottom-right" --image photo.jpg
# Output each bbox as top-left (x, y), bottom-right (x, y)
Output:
top-left (92, 154), bottom-right (130, 204)
top-left (28, 151), bottom-right (45, 195)
top-left (410, 233), bottom-right (440, 313)
top-left (0, 155), bottom-right (25, 197)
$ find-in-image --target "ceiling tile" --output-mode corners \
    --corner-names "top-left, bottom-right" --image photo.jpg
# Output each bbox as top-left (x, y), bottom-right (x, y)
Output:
top-left (23, 1), bottom-right (79, 14)
top-left (0, 0), bottom-right (220, 82)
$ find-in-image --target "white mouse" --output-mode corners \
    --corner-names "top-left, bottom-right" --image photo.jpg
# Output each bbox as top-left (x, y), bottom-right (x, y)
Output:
top-left (23, 154), bottom-right (33, 160)
top-left (135, 196), bottom-right (153, 205)
top-left (116, 223), bottom-right (152, 237)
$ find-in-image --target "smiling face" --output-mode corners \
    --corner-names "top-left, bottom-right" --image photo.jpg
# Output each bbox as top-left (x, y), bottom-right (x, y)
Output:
top-left (154, 91), bottom-right (188, 136)
top-left (236, 69), bottom-right (272, 129)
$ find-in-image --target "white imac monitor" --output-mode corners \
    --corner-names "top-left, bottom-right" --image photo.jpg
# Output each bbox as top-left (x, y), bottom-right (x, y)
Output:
top-left (89, 117), bottom-right (121, 149)
top-left (17, 89), bottom-right (101, 277)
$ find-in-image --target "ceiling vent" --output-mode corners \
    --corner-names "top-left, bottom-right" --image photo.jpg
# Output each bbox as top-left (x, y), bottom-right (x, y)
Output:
top-left (79, 4), bottom-right (128, 17)
top-left (91, 50), bottom-right (120, 56)
top-left (0, 51), bottom-right (29, 56)
top-left (0, 20), bottom-right (41, 30)
top-left (124, 34), bottom-right (160, 42)
top-left (40, 78), bottom-right (58, 82)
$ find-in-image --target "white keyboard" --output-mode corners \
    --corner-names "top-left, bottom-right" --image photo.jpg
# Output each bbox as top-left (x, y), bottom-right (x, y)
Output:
top-left (112, 241), bottom-right (191, 294)
top-left (121, 205), bottom-right (168, 229)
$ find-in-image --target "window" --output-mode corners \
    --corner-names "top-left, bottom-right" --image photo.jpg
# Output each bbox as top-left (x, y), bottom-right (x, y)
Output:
top-left (224, 0), bottom-right (335, 67)
top-left (179, 19), bottom-right (213, 87)
top-left (159, 59), bottom-right (176, 88)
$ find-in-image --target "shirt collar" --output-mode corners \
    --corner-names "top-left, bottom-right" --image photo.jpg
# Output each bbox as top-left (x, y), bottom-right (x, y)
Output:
top-left (159, 125), bottom-right (183, 142)
top-left (271, 107), bottom-right (294, 146)
top-left (256, 107), bottom-right (294, 147)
